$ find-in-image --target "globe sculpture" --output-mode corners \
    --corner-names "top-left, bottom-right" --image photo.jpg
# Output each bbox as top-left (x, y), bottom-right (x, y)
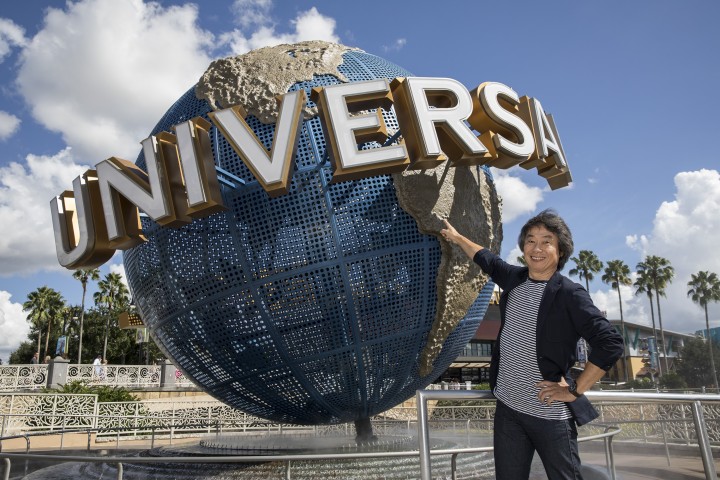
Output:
top-left (124, 41), bottom-right (502, 434)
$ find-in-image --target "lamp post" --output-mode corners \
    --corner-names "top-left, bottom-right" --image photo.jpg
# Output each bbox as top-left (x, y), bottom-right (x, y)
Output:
top-left (69, 316), bottom-right (78, 359)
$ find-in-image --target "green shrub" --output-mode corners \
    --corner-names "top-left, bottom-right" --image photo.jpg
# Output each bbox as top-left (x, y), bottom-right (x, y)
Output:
top-left (45, 380), bottom-right (139, 402)
top-left (658, 372), bottom-right (687, 389)
top-left (599, 377), bottom-right (656, 390)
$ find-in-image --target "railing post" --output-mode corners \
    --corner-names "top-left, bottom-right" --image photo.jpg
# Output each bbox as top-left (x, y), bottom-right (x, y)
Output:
top-left (46, 357), bottom-right (70, 389)
top-left (603, 426), bottom-right (617, 480)
top-left (160, 360), bottom-right (177, 388)
top-left (417, 390), bottom-right (432, 480)
top-left (691, 400), bottom-right (717, 480)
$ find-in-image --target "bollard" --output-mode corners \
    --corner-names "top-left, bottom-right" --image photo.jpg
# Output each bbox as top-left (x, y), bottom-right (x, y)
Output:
top-left (159, 360), bottom-right (177, 388)
top-left (46, 357), bottom-right (70, 389)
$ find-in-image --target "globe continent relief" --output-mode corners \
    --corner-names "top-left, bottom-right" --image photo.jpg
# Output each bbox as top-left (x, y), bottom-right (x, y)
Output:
top-left (124, 41), bottom-right (502, 425)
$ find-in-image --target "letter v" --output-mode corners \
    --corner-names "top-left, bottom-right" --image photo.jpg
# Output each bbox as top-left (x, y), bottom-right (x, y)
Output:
top-left (209, 89), bottom-right (306, 197)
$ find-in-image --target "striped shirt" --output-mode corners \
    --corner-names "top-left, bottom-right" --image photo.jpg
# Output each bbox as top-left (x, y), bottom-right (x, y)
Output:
top-left (493, 278), bottom-right (571, 420)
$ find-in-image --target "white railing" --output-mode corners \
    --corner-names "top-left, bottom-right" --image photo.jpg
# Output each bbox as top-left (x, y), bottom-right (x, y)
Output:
top-left (5, 391), bottom-right (720, 479)
top-left (13, 391), bottom-right (720, 480)
top-left (0, 365), bottom-right (47, 391)
top-left (0, 393), bottom-right (98, 436)
top-left (67, 364), bottom-right (161, 387)
top-left (173, 369), bottom-right (194, 388)
top-left (0, 363), bottom-right (195, 391)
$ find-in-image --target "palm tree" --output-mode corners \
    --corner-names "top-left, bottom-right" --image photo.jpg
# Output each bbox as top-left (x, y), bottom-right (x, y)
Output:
top-left (634, 269), bottom-right (661, 376)
top-left (637, 256), bottom-right (674, 375)
top-left (93, 273), bottom-right (130, 361)
top-left (687, 271), bottom-right (720, 388)
top-left (516, 255), bottom-right (527, 266)
top-left (569, 250), bottom-right (603, 292)
top-left (73, 268), bottom-right (100, 364)
top-left (602, 259), bottom-right (632, 382)
top-left (22, 286), bottom-right (65, 360)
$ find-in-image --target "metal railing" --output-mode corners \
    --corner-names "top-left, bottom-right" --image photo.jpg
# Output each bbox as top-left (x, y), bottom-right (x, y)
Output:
top-left (416, 389), bottom-right (720, 480)
top-left (0, 365), bottom-right (47, 390)
top-left (0, 363), bottom-right (195, 391)
top-left (3, 389), bottom-right (720, 479)
top-left (0, 418), bottom-right (617, 480)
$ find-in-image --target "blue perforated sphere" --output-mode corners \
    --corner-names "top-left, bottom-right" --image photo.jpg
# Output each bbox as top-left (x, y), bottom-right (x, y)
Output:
top-left (124, 43), bottom-right (495, 425)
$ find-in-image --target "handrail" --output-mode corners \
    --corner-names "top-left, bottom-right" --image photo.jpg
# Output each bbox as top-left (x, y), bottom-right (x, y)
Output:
top-left (416, 389), bottom-right (720, 480)
top-left (4, 390), bottom-right (716, 479)
top-left (0, 424), bottom-right (619, 480)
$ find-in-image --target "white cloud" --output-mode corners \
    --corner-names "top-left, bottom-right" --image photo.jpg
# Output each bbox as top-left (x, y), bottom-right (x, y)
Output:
top-left (0, 18), bottom-right (26, 63)
top-left (597, 169), bottom-right (720, 336)
top-left (505, 245), bottom-right (523, 265)
top-left (15, 0), bottom-right (215, 163)
top-left (0, 110), bottom-right (20, 140)
top-left (221, 6), bottom-right (339, 55)
top-left (382, 38), bottom-right (407, 52)
top-left (591, 280), bottom-right (649, 326)
top-left (0, 148), bottom-right (88, 276)
top-left (0, 291), bottom-right (29, 363)
top-left (108, 262), bottom-right (129, 292)
top-left (492, 170), bottom-right (544, 223)
top-left (231, 0), bottom-right (273, 29)
top-left (1, 0), bottom-right (343, 278)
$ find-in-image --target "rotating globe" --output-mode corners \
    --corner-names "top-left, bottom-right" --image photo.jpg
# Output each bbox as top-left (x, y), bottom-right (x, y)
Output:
top-left (123, 41), bottom-right (501, 426)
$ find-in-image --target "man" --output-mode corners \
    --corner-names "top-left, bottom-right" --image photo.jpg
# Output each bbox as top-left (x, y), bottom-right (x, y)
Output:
top-left (93, 355), bottom-right (103, 378)
top-left (30, 352), bottom-right (39, 364)
top-left (441, 209), bottom-right (624, 480)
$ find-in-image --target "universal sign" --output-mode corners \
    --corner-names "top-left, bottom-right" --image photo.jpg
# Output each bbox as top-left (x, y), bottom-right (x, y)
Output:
top-left (51, 77), bottom-right (571, 270)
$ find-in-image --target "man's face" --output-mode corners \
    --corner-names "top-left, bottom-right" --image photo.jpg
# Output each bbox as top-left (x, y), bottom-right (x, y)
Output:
top-left (523, 225), bottom-right (561, 279)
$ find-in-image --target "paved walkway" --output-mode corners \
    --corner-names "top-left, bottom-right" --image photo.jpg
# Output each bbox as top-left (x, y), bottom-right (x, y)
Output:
top-left (578, 444), bottom-right (718, 480)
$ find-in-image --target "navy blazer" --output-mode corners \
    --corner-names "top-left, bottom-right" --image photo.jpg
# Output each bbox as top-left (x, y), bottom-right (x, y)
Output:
top-left (474, 249), bottom-right (624, 425)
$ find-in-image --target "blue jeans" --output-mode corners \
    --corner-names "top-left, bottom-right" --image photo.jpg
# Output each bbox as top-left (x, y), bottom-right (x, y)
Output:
top-left (494, 400), bottom-right (582, 480)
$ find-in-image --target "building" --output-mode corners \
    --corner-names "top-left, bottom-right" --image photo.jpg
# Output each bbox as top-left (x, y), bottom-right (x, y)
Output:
top-left (695, 326), bottom-right (720, 344)
top-left (439, 302), bottom-right (499, 384)
top-left (610, 320), bottom-right (698, 380)
top-left (439, 297), bottom-right (701, 384)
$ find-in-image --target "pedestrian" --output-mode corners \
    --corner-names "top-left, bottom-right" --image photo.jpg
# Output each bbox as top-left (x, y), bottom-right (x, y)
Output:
top-left (30, 352), bottom-right (39, 364)
top-left (93, 355), bottom-right (102, 379)
top-left (440, 209), bottom-right (624, 479)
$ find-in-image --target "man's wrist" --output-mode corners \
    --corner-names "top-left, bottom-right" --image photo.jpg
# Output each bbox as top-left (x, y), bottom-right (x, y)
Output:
top-left (567, 384), bottom-right (582, 398)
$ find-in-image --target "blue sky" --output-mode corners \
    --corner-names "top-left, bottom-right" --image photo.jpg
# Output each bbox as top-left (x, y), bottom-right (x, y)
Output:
top-left (0, 0), bottom-right (718, 362)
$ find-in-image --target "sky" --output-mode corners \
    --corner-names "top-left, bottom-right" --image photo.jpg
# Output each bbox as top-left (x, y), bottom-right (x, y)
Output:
top-left (0, 0), bottom-right (718, 363)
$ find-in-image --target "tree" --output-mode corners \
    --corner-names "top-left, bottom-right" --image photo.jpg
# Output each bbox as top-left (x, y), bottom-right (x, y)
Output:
top-left (73, 268), bottom-right (100, 364)
top-left (93, 273), bottom-right (130, 361)
top-left (516, 255), bottom-right (527, 266)
top-left (687, 271), bottom-right (720, 388)
top-left (634, 268), bottom-right (661, 375)
top-left (637, 256), bottom-right (674, 375)
top-left (569, 250), bottom-right (603, 292)
top-left (602, 259), bottom-right (632, 382)
top-left (676, 337), bottom-right (720, 388)
top-left (9, 341), bottom-right (37, 364)
top-left (22, 286), bottom-right (65, 360)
